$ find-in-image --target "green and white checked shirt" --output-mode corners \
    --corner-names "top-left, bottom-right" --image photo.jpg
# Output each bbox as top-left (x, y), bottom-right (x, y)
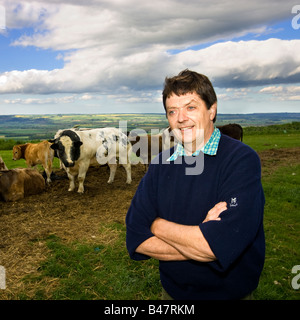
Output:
top-left (167, 128), bottom-right (221, 161)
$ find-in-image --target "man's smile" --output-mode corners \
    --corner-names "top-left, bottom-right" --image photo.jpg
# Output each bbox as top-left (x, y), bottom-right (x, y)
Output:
top-left (179, 126), bottom-right (194, 131)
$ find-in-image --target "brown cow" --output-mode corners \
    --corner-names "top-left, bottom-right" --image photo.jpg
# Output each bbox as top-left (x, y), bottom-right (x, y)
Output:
top-left (128, 128), bottom-right (175, 170)
top-left (0, 168), bottom-right (45, 202)
top-left (0, 156), bottom-right (8, 170)
top-left (217, 123), bottom-right (243, 141)
top-left (12, 141), bottom-right (54, 184)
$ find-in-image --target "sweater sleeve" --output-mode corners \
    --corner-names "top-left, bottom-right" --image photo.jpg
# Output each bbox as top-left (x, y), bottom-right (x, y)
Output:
top-left (126, 164), bottom-right (158, 260)
top-left (199, 146), bottom-right (265, 272)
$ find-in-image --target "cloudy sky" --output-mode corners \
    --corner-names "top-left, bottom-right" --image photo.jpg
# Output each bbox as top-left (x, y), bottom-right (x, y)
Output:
top-left (0, 0), bottom-right (300, 115)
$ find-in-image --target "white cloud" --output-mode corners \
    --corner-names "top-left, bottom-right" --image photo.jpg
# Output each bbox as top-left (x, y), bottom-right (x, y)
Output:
top-left (287, 95), bottom-right (300, 101)
top-left (175, 39), bottom-right (300, 87)
top-left (1, 38), bottom-right (300, 95)
top-left (287, 86), bottom-right (300, 93)
top-left (259, 85), bottom-right (300, 101)
top-left (79, 94), bottom-right (93, 101)
top-left (5, 0), bottom-right (295, 50)
top-left (3, 95), bottom-right (76, 104)
top-left (0, 0), bottom-right (299, 104)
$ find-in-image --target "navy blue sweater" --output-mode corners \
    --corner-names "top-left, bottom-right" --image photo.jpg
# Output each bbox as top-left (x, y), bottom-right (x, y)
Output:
top-left (126, 134), bottom-right (265, 300)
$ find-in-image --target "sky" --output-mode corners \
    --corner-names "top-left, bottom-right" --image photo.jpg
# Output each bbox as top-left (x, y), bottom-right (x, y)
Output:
top-left (0, 0), bottom-right (300, 115)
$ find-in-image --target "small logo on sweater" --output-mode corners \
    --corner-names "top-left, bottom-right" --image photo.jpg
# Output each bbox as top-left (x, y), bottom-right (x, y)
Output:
top-left (230, 197), bottom-right (238, 207)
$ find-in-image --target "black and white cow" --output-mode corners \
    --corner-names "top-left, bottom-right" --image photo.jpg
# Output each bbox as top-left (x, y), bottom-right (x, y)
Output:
top-left (50, 128), bottom-right (132, 193)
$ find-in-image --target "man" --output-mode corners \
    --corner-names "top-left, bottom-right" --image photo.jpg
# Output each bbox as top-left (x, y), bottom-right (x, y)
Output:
top-left (126, 69), bottom-right (265, 300)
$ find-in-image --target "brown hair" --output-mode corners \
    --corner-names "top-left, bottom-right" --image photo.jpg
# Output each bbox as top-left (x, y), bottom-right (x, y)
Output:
top-left (162, 69), bottom-right (217, 122)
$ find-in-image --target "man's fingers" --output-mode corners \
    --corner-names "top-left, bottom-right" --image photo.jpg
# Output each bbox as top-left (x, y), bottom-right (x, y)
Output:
top-left (214, 201), bottom-right (227, 209)
top-left (203, 201), bottom-right (227, 223)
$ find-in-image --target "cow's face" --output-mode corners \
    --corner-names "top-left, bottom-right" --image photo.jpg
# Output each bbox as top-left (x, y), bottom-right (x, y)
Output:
top-left (50, 130), bottom-right (82, 167)
top-left (12, 146), bottom-right (22, 160)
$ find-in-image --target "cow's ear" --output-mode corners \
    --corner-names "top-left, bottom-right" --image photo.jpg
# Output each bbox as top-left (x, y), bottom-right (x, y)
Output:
top-left (50, 143), bottom-right (59, 150)
top-left (75, 141), bottom-right (83, 147)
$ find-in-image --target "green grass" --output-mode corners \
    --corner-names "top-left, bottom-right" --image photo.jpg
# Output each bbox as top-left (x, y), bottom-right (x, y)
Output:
top-left (254, 164), bottom-right (300, 300)
top-left (243, 133), bottom-right (300, 151)
top-left (19, 224), bottom-right (161, 300)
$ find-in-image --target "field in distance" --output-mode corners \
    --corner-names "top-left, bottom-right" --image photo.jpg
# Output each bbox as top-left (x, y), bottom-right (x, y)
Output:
top-left (1, 112), bottom-right (300, 141)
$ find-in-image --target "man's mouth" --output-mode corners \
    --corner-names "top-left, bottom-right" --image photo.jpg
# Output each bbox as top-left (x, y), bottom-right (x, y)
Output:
top-left (179, 126), bottom-right (194, 132)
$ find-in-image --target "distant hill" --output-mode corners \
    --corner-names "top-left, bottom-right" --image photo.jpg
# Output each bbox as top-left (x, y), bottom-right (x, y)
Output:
top-left (0, 113), bottom-right (299, 141)
top-left (216, 112), bottom-right (300, 126)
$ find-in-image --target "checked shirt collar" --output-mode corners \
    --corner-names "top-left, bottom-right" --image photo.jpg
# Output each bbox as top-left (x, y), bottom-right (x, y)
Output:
top-left (167, 128), bottom-right (221, 161)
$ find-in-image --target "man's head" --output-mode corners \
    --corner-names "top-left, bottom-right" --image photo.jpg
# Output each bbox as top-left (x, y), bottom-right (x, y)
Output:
top-left (162, 70), bottom-right (217, 153)
top-left (162, 69), bottom-right (217, 123)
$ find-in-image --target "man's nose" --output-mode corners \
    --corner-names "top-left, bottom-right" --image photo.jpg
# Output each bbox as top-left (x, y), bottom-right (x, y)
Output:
top-left (177, 108), bottom-right (188, 122)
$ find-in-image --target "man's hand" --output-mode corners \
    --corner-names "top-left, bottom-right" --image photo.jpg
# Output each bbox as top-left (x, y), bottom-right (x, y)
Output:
top-left (202, 201), bottom-right (227, 223)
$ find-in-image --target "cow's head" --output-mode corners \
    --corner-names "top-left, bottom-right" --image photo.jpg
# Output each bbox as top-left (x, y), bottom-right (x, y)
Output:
top-left (12, 145), bottom-right (22, 161)
top-left (50, 130), bottom-right (82, 167)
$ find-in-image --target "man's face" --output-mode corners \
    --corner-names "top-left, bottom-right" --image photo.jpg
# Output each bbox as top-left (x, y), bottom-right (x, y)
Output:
top-left (165, 92), bottom-right (216, 154)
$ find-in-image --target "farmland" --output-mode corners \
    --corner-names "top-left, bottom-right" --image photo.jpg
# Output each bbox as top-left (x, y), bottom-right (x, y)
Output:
top-left (0, 112), bottom-right (300, 141)
top-left (0, 114), bottom-right (299, 300)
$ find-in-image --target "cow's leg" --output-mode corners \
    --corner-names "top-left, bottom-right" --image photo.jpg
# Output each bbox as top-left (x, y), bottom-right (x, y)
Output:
top-left (44, 162), bottom-right (52, 184)
top-left (67, 171), bottom-right (76, 192)
top-left (107, 163), bottom-right (117, 184)
top-left (118, 146), bottom-right (132, 184)
top-left (45, 170), bottom-right (52, 184)
top-left (77, 162), bottom-right (89, 193)
top-left (122, 163), bottom-right (132, 184)
top-left (77, 172), bottom-right (86, 193)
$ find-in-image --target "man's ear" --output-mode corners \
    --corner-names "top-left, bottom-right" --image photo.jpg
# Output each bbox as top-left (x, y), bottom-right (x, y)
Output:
top-left (209, 103), bottom-right (217, 121)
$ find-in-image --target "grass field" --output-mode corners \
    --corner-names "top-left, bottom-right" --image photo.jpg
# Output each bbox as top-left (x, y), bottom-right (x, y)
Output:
top-left (255, 163), bottom-right (300, 299)
top-left (243, 132), bottom-right (300, 151)
top-left (0, 130), bottom-right (299, 300)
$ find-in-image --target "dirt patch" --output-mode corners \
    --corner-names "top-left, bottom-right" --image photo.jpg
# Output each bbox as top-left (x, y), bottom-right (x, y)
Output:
top-left (0, 147), bottom-right (299, 299)
top-left (0, 163), bottom-right (146, 299)
top-left (257, 147), bottom-right (300, 177)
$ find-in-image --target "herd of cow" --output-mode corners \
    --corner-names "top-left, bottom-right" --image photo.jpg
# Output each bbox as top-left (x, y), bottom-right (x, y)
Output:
top-left (0, 123), bottom-right (243, 202)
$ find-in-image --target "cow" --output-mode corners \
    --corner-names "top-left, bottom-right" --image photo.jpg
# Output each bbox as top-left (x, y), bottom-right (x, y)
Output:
top-left (128, 127), bottom-right (176, 170)
top-left (0, 168), bottom-right (45, 202)
top-left (0, 156), bottom-right (8, 170)
top-left (12, 141), bottom-right (54, 184)
top-left (49, 128), bottom-right (132, 193)
top-left (217, 123), bottom-right (243, 141)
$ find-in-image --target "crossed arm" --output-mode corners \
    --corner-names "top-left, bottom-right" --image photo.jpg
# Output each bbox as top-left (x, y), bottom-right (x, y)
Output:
top-left (136, 202), bottom-right (227, 262)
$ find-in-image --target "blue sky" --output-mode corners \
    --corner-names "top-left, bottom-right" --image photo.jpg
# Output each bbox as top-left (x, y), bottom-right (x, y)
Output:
top-left (0, 30), bottom-right (65, 72)
top-left (0, 0), bottom-right (300, 115)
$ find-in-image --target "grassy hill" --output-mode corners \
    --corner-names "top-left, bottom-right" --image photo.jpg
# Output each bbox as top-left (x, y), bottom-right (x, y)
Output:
top-left (0, 113), bottom-right (300, 141)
